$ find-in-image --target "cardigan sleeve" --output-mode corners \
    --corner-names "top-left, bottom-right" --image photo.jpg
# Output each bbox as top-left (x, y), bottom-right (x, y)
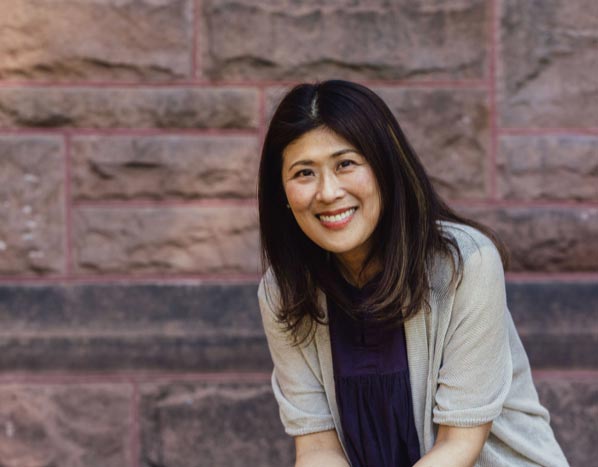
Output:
top-left (258, 274), bottom-right (336, 437)
top-left (433, 242), bottom-right (513, 427)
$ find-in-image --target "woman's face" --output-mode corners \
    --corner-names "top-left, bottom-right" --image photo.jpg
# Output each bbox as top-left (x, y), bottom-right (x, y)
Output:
top-left (281, 127), bottom-right (382, 268)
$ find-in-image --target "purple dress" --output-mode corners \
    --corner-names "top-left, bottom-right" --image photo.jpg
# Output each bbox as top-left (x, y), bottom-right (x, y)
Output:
top-left (327, 272), bottom-right (421, 467)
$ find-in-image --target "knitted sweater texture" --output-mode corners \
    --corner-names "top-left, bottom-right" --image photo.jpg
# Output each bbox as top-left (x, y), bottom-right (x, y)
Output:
top-left (258, 222), bottom-right (569, 466)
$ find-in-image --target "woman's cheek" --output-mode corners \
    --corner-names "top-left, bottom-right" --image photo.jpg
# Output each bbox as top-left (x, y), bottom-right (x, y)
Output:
top-left (354, 170), bottom-right (378, 195)
top-left (285, 182), bottom-right (312, 209)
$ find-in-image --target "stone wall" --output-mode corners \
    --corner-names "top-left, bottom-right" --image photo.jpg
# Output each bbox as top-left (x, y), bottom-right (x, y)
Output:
top-left (0, 1), bottom-right (596, 466)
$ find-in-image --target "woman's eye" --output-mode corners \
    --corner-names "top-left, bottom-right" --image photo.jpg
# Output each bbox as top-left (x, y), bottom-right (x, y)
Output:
top-left (294, 169), bottom-right (313, 178)
top-left (338, 160), bottom-right (355, 169)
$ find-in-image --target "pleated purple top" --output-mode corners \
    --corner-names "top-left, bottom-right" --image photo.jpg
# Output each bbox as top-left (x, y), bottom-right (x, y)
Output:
top-left (327, 272), bottom-right (421, 467)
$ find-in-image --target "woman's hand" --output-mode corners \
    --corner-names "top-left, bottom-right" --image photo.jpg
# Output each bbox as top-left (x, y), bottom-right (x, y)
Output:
top-left (294, 429), bottom-right (350, 467)
top-left (413, 422), bottom-right (492, 467)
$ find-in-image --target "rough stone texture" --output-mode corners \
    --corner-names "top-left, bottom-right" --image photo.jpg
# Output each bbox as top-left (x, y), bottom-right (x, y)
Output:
top-left (498, 135), bottom-right (598, 201)
top-left (0, 88), bottom-right (259, 129)
top-left (266, 86), bottom-right (490, 199)
top-left (1, 280), bottom-right (596, 372)
top-left (506, 281), bottom-right (598, 368)
top-left (0, 0), bottom-right (192, 82)
top-left (202, 0), bottom-right (488, 81)
top-left (500, 0), bottom-right (598, 127)
top-left (140, 381), bottom-right (293, 467)
top-left (0, 283), bottom-right (270, 371)
top-left (0, 136), bottom-right (65, 276)
top-left (71, 135), bottom-right (260, 200)
top-left (462, 207), bottom-right (598, 271)
top-left (375, 88), bottom-right (489, 199)
top-left (0, 384), bottom-right (131, 467)
top-left (73, 206), bottom-right (259, 275)
top-left (535, 377), bottom-right (598, 467)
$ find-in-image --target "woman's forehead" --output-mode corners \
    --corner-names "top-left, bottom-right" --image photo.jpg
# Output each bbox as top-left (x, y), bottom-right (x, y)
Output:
top-left (282, 127), bottom-right (356, 161)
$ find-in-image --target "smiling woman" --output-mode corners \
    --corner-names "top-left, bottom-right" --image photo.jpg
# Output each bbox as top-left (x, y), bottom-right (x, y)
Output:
top-left (281, 128), bottom-right (381, 284)
top-left (257, 80), bottom-right (569, 467)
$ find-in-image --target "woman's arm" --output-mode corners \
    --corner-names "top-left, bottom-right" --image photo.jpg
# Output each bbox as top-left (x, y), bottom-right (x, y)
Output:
top-left (295, 429), bottom-right (350, 467)
top-left (413, 423), bottom-right (492, 467)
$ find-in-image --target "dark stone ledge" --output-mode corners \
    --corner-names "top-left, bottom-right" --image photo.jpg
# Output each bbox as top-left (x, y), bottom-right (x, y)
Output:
top-left (0, 281), bottom-right (595, 371)
top-left (506, 281), bottom-right (598, 368)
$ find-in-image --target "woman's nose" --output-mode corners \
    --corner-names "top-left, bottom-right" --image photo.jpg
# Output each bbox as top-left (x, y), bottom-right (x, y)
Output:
top-left (316, 173), bottom-right (343, 203)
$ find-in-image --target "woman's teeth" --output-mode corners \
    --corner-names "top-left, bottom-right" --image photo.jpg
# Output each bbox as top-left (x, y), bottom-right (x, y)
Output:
top-left (319, 208), bottom-right (356, 223)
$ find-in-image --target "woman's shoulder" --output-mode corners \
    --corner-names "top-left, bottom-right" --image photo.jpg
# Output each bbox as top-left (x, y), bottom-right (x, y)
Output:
top-left (437, 220), bottom-right (498, 261)
top-left (428, 221), bottom-right (503, 292)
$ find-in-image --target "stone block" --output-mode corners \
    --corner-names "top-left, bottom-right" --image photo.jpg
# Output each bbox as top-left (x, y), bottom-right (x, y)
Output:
top-left (202, 0), bottom-right (488, 81)
top-left (0, 88), bottom-right (259, 129)
top-left (535, 377), bottom-right (598, 467)
top-left (500, 0), bottom-right (598, 127)
top-left (0, 136), bottom-right (64, 276)
top-left (0, 384), bottom-right (131, 467)
top-left (73, 206), bottom-right (259, 275)
top-left (0, 283), bottom-right (269, 371)
top-left (462, 206), bottom-right (598, 271)
top-left (376, 88), bottom-right (489, 199)
top-left (266, 86), bottom-right (490, 199)
top-left (140, 381), bottom-right (293, 467)
top-left (498, 135), bottom-right (598, 201)
top-left (0, 0), bottom-right (192, 81)
top-left (71, 135), bottom-right (260, 200)
top-left (1, 278), bottom-right (596, 373)
top-left (507, 281), bottom-right (598, 368)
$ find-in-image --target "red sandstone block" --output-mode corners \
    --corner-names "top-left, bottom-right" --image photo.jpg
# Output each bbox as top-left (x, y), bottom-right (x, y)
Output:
top-left (72, 205), bottom-right (260, 275)
top-left (201, 0), bottom-right (488, 81)
top-left (461, 206), bottom-right (598, 272)
top-left (140, 381), bottom-right (294, 467)
top-left (498, 135), bottom-right (598, 201)
top-left (71, 135), bottom-right (260, 200)
top-left (375, 87), bottom-right (490, 199)
top-left (0, 0), bottom-right (193, 82)
top-left (500, 0), bottom-right (598, 127)
top-left (535, 376), bottom-right (598, 467)
top-left (0, 136), bottom-right (65, 276)
top-left (0, 88), bottom-right (259, 129)
top-left (0, 384), bottom-right (131, 466)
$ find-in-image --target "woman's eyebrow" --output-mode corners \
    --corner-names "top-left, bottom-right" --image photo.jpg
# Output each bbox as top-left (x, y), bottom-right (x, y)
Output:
top-left (287, 148), bottom-right (359, 172)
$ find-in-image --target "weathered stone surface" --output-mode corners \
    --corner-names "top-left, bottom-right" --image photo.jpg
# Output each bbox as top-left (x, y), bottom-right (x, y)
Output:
top-left (71, 135), bottom-right (260, 200)
top-left (0, 88), bottom-right (259, 129)
top-left (1, 279), bottom-right (596, 372)
top-left (0, 384), bottom-right (131, 467)
top-left (506, 281), bottom-right (598, 368)
top-left (73, 206), bottom-right (259, 275)
top-left (267, 86), bottom-right (490, 199)
top-left (462, 207), bottom-right (598, 271)
top-left (203, 0), bottom-right (488, 81)
top-left (140, 381), bottom-right (293, 467)
top-left (0, 0), bottom-right (192, 82)
top-left (500, 0), bottom-right (598, 127)
top-left (0, 283), bottom-right (270, 371)
top-left (0, 136), bottom-right (64, 276)
top-left (535, 377), bottom-right (598, 467)
top-left (498, 135), bottom-right (598, 201)
top-left (0, 334), bottom-right (270, 372)
top-left (376, 88), bottom-right (490, 199)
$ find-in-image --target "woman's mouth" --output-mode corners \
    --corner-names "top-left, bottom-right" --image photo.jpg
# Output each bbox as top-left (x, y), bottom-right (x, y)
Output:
top-left (317, 207), bottom-right (357, 229)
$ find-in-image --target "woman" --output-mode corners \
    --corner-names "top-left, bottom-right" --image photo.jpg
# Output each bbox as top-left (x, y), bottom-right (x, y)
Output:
top-left (257, 80), bottom-right (568, 467)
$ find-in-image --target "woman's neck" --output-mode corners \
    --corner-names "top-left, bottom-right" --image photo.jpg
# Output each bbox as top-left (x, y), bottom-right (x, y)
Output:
top-left (334, 255), bottom-right (382, 288)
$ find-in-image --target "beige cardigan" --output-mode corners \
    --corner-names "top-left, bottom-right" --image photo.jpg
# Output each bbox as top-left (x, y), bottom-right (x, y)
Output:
top-left (259, 222), bottom-right (569, 466)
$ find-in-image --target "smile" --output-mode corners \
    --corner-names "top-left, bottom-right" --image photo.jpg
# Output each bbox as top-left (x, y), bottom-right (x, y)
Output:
top-left (317, 207), bottom-right (357, 228)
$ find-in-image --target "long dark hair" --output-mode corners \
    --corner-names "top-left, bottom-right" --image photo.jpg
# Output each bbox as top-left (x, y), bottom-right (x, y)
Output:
top-left (258, 79), bottom-right (508, 343)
